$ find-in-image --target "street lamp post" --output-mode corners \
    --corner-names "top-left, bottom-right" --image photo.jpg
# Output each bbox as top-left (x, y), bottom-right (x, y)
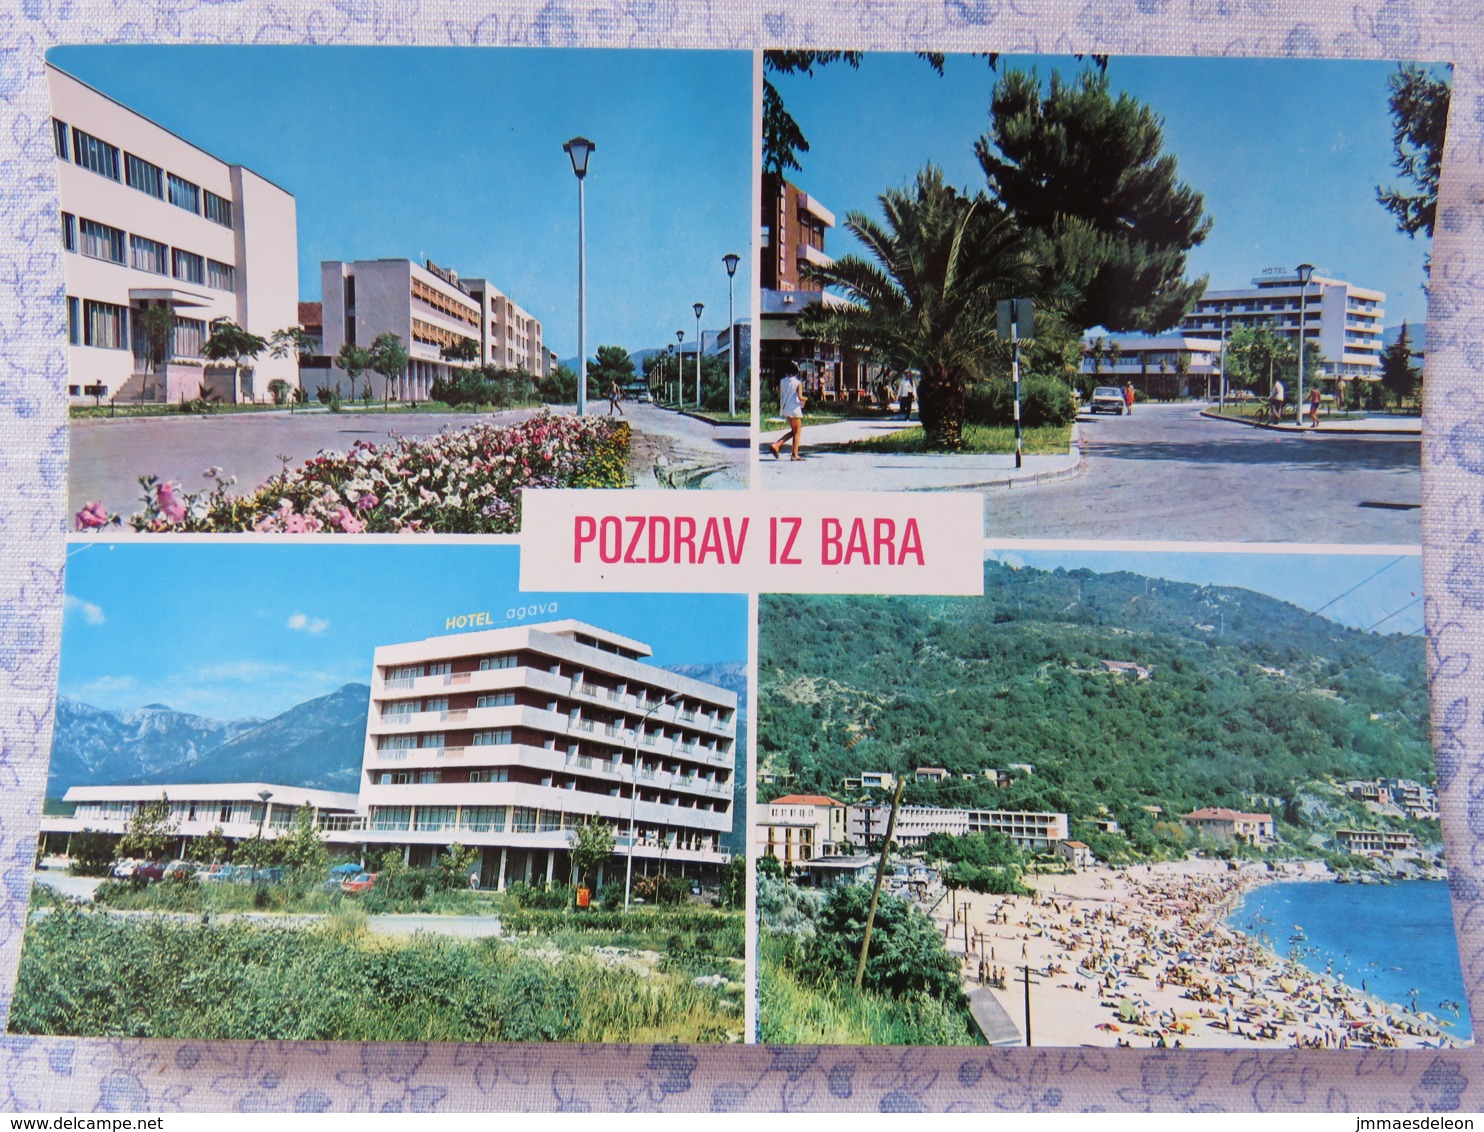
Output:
top-left (254, 788), bottom-right (273, 864)
top-left (1295, 263), bottom-right (1315, 428)
top-left (692, 303), bottom-right (704, 409)
top-left (666, 343), bottom-right (675, 404)
top-left (722, 254), bottom-right (740, 418)
top-left (675, 330), bottom-right (685, 408)
top-left (1217, 310), bottom-right (1228, 411)
top-left (563, 136), bottom-right (596, 417)
top-left (625, 692), bottom-right (680, 913)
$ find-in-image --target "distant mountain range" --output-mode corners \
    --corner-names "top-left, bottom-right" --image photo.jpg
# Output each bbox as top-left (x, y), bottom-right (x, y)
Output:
top-left (48, 684), bottom-right (370, 798)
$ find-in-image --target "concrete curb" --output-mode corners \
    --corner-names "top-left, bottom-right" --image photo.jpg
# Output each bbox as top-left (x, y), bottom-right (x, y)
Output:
top-left (1198, 409), bottom-right (1421, 437)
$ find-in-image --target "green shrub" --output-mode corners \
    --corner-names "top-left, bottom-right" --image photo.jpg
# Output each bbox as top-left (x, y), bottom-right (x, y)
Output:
top-left (965, 376), bottom-right (1077, 428)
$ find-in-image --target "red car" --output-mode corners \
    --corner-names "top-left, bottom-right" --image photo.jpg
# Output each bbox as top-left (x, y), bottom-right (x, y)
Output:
top-left (340, 872), bottom-right (379, 894)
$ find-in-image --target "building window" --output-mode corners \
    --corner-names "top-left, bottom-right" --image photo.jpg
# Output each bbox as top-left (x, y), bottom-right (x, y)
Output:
top-left (52, 118), bottom-right (69, 160)
top-left (415, 806), bottom-right (456, 831)
top-left (66, 297), bottom-right (80, 345)
top-left (130, 235), bottom-right (167, 275)
top-left (167, 173), bottom-right (200, 214)
top-left (60, 212), bottom-right (75, 252)
top-left (172, 248), bottom-right (204, 284)
top-left (71, 128), bottom-right (120, 180)
top-left (419, 733), bottom-right (446, 749)
top-left (427, 662), bottom-right (452, 676)
top-left (377, 735), bottom-right (417, 750)
top-left (468, 768), bottom-right (509, 784)
top-left (173, 317), bottom-right (206, 359)
top-left (479, 655), bottom-right (517, 670)
top-left (82, 300), bottom-right (128, 349)
top-left (472, 729), bottom-right (512, 746)
top-left (204, 190), bottom-right (233, 227)
top-left (538, 810), bottom-right (561, 832)
top-left (383, 700), bottom-right (418, 718)
top-left (124, 153), bottom-right (164, 199)
top-left (462, 805), bottom-right (505, 832)
top-left (511, 806), bottom-right (538, 833)
top-left (207, 259), bottom-right (236, 291)
top-left (371, 807), bottom-right (411, 831)
top-left (476, 692), bottom-right (514, 708)
top-left (78, 219), bottom-right (125, 264)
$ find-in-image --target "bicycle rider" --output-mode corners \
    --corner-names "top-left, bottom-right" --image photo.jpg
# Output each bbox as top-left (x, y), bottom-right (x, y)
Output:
top-left (1266, 378), bottom-right (1286, 425)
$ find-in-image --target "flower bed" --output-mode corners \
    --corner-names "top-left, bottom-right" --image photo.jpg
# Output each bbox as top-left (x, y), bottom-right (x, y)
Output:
top-left (76, 412), bottom-right (630, 535)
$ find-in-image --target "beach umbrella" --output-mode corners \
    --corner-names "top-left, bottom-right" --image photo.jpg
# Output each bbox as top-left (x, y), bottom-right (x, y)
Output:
top-left (1095, 1022), bottom-right (1120, 1032)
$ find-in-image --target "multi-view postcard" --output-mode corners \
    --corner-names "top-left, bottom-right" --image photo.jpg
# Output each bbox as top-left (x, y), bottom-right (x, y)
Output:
top-left (12, 39), bottom-right (1468, 1067)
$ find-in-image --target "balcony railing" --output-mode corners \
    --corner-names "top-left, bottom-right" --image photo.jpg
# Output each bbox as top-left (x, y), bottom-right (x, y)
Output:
top-left (384, 678), bottom-right (416, 691)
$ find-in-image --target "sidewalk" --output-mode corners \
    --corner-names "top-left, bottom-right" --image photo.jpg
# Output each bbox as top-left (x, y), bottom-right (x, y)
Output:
top-left (1199, 409), bottom-right (1421, 436)
top-left (757, 415), bottom-right (1083, 491)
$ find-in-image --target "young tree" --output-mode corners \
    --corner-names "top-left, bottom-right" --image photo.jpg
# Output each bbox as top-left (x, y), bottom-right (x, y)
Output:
top-left (277, 806), bottom-right (328, 877)
top-left (435, 843), bottom-right (480, 892)
top-left (268, 325), bottom-right (316, 365)
top-left (368, 332), bottom-right (411, 402)
top-left (202, 319), bottom-right (268, 403)
top-left (1380, 322), bottom-right (1421, 408)
top-left (568, 818), bottom-right (616, 891)
top-left (440, 337), bottom-right (481, 371)
top-left (117, 794), bottom-right (176, 862)
top-left (797, 166), bottom-right (1043, 450)
top-left (185, 826), bottom-right (231, 865)
top-left (1377, 63), bottom-right (1451, 245)
top-left (134, 306), bottom-right (176, 376)
top-left (335, 342), bottom-right (372, 401)
top-left (976, 67), bottom-right (1211, 333)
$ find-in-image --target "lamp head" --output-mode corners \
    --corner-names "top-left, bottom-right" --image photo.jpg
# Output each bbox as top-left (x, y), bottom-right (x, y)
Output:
top-left (723, 253), bottom-right (740, 278)
top-left (693, 302), bottom-right (704, 320)
top-left (563, 136), bottom-right (596, 179)
top-left (676, 330), bottom-right (685, 344)
top-left (1296, 262), bottom-right (1315, 285)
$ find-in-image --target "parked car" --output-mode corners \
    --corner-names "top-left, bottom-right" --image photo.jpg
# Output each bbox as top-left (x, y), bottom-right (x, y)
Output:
top-left (249, 866), bottom-right (285, 885)
top-left (161, 860), bottom-right (195, 881)
top-left (110, 859), bottom-right (138, 879)
top-left (203, 863), bottom-right (235, 883)
top-left (1090, 386), bottom-right (1126, 415)
top-left (341, 872), bottom-right (379, 894)
top-left (132, 860), bottom-right (166, 882)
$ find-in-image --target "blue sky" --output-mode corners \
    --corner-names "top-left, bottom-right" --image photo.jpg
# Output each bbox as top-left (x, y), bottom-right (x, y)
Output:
top-left (988, 547), bottom-right (1423, 635)
top-left (59, 542), bottom-right (747, 719)
top-left (48, 47), bottom-right (753, 361)
top-left (773, 53), bottom-right (1443, 330)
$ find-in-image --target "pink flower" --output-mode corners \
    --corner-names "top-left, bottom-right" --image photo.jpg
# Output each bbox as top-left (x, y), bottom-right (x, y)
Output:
top-left (356, 492), bottom-right (379, 511)
top-left (332, 507), bottom-right (365, 534)
top-left (75, 501), bottom-right (110, 530)
top-left (156, 482), bottom-right (187, 524)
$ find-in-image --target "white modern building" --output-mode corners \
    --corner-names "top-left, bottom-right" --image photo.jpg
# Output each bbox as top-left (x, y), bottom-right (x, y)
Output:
top-left (338, 620), bottom-right (737, 888)
top-left (846, 805), bottom-right (1070, 852)
top-left (318, 258), bottom-right (548, 400)
top-left (1179, 268), bottom-right (1385, 379)
top-left (39, 783), bottom-right (360, 857)
top-left (38, 621), bottom-right (737, 890)
top-left (48, 64), bottom-right (299, 404)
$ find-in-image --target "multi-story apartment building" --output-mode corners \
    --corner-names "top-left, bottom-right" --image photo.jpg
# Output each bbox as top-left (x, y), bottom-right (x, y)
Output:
top-left (341, 620), bottom-right (736, 889)
top-left (845, 805), bottom-right (1070, 851)
top-left (1335, 828), bottom-right (1421, 858)
top-left (1182, 807), bottom-right (1275, 845)
top-left (759, 173), bottom-right (875, 402)
top-left (756, 794), bottom-right (847, 866)
top-left (38, 783), bottom-right (360, 857)
top-left (319, 259), bottom-right (549, 399)
top-left (48, 64), bottom-right (299, 404)
top-left (1179, 268), bottom-right (1385, 380)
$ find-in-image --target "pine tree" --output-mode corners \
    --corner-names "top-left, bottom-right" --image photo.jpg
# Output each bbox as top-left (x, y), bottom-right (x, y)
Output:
top-left (1380, 322), bottom-right (1420, 408)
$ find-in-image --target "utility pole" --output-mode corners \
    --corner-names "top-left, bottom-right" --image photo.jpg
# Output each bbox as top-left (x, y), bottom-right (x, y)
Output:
top-left (855, 777), bottom-right (906, 990)
top-left (1019, 964), bottom-right (1038, 1047)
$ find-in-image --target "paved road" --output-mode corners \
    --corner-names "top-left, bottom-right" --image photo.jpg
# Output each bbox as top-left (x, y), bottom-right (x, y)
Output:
top-left (70, 403), bottom-right (746, 519)
top-left (983, 402), bottom-right (1421, 544)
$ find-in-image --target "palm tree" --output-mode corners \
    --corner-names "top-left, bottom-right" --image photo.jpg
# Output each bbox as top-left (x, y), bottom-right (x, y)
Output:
top-left (797, 167), bottom-right (1042, 451)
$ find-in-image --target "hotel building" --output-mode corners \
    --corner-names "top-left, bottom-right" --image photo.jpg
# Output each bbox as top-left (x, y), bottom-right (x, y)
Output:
top-left (319, 259), bottom-right (548, 400)
top-left (759, 173), bottom-right (875, 402)
top-left (38, 621), bottom-right (737, 891)
top-left (1182, 807), bottom-right (1276, 845)
top-left (338, 620), bottom-right (736, 888)
top-left (757, 794), bottom-right (847, 867)
top-left (845, 805), bottom-right (1070, 852)
top-left (48, 64), bottom-right (299, 404)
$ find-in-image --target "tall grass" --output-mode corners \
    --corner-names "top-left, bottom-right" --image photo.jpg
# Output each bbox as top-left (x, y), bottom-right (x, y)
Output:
top-left (757, 935), bottom-right (981, 1046)
top-left (10, 907), bottom-right (742, 1043)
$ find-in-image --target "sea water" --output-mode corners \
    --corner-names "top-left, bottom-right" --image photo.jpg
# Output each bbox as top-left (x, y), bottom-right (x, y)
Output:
top-left (1227, 879), bottom-right (1472, 1041)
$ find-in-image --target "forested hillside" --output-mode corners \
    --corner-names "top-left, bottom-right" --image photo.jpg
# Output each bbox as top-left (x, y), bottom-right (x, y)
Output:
top-left (759, 562), bottom-right (1434, 856)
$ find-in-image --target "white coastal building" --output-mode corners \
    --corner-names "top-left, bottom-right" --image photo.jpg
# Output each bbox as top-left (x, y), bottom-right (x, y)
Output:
top-left (48, 64), bottom-right (299, 404)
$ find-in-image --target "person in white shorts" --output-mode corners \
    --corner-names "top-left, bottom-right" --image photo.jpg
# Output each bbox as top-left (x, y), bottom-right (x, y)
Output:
top-left (769, 362), bottom-right (806, 461)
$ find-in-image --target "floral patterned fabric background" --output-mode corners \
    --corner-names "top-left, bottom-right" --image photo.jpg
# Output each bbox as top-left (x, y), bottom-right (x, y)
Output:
top-left (2, 0), bottom-right (1484, 1113)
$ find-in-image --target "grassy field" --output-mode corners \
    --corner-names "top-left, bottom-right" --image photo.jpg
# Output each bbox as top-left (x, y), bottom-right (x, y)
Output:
top-left (849, 423), bottom-right (1073, 456)
top-left (12, 897), bottom-right (744, 1042)
top-left (757, 935), bottom-right (981, 1045)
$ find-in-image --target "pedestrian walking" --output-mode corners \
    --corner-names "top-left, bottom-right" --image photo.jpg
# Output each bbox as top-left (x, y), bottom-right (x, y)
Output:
top-left (896, 373), bottom-right (916, 420)
top-left (1307, 384), bottom-right (1321, 429)
top-left (608, 379), bottom-right (624, 416)
top-left (1123, 381), bottom-right (1135, 416)
top-left (768, 362), bottom-right (806, 461)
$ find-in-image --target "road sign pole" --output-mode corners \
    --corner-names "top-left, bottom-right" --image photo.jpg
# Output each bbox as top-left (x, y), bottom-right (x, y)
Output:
top-left (1012, 312), bottom-right (1023, 469)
